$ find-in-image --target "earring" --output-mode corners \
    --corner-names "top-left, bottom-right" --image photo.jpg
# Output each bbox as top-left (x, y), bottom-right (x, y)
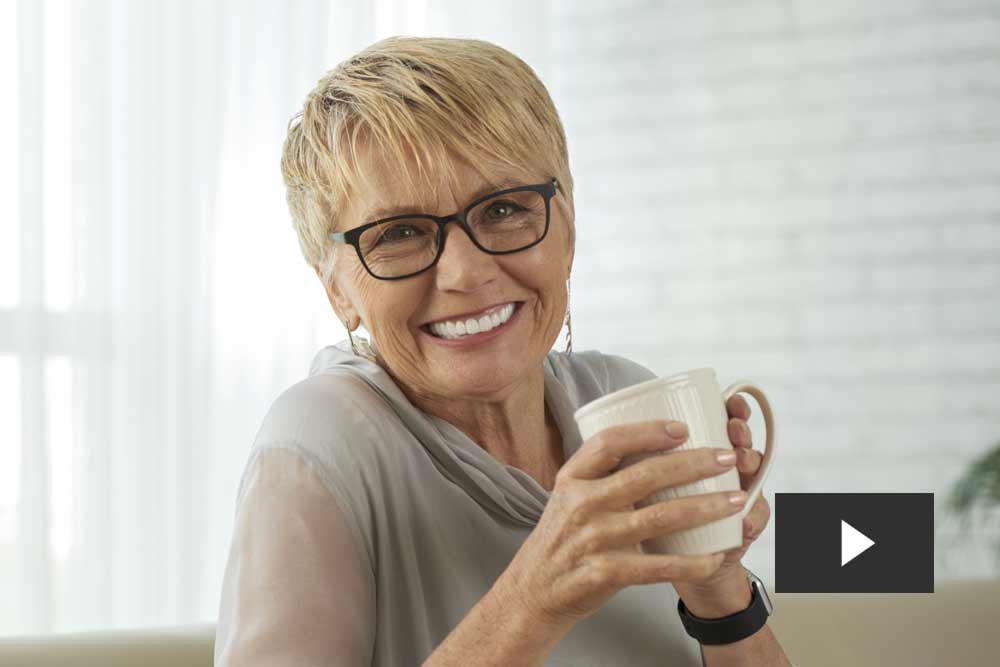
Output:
top-left (345, 318), bottom-right (360, 357)
top-left (345, 318), bottom-right (377, 361)
top-left (564, 276), bottom-right (573, 355)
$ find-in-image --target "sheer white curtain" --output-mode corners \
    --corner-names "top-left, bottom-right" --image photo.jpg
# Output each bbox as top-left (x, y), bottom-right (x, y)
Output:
top-left (3, 0), bottom-right (553, 637)
top-left (2, 0), bottom-right (376, 636)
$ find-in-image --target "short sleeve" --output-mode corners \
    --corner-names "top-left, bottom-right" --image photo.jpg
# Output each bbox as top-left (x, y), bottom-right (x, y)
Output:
top-left (214, 446), bottom-right (376, 666)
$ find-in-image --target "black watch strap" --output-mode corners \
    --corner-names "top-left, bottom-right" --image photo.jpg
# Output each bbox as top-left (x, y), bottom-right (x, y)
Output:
top-left (677, 577), bottom-right (771, 646)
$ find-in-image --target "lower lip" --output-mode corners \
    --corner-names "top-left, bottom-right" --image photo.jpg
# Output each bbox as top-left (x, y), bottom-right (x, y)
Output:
top-left (421, 302), bottom-right (524, 348)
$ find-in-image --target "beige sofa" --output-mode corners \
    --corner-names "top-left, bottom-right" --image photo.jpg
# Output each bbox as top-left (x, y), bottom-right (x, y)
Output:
top-left (1, 579), bottom-right (997, 666)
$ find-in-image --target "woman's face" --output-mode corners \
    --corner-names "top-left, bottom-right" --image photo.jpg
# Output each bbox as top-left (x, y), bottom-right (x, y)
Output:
top-left (321, 152), bottom-right (575, 402)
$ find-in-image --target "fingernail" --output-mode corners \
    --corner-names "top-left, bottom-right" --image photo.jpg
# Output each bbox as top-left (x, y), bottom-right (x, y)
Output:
top-left (716, 450), bottom-right (737, 465)
top-left (729, 491), bottom-right (749, 506)
top-left (666, 421), bottom-right (688, 438)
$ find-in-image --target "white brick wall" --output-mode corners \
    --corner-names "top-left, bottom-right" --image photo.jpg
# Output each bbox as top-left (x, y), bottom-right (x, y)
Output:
top-left (542, 0), bottom-right (1000, 585)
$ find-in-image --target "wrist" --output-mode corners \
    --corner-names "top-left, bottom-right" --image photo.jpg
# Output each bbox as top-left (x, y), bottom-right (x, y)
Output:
top-left (491, 578), bottom-right (572, 657)
top-left (422, 579), bottom-right (567, 667)
top-left (676, 567), bottom-right (753, 619)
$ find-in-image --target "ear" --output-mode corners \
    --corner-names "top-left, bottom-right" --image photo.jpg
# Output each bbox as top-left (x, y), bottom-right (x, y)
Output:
top-left (315, 265), bottom-right (360, 328)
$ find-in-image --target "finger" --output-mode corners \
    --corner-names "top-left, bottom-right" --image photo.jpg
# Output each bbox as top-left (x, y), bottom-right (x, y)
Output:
top-left (742, 496), bottom-right (771, 539)
top-left (736, 432), bottom-right (762, 488)
top-left (735, 445), bottom-right (763, 477)
top-left (582, 551), bottom-right (726, 588)
top-left (565, 420), bottom-right (689, 481)
top-left (596, 447), bottom-right (737, 509)
top-left (606, 490), bottom-right (749, 548)
top-left (727, 418), bottom-right (753, 448)
top-left (726, 395), bottom-right (752, 420)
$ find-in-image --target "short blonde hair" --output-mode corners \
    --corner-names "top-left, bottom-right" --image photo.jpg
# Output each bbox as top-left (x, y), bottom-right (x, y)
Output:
top-left (280, 35), bottom-right (575, 285)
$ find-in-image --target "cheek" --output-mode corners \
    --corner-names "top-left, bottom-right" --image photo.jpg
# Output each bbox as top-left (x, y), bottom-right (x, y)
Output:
top-left (514, 239), bottom-right (569, 281)
top-left (347, 260), bottom-right (370, 286)
top-left (353, 279), bottom-right (424, 334)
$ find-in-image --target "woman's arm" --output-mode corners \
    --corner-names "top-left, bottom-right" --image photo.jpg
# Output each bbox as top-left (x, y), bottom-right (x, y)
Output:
top-left (217, 444), bottom-right (570, 667)
top-left (422, 575), bottom-right (571, 667)
top-left (700, 625), bottom-right (791, 667)
top-left (681, 570), bottom-right (793, 667)
top-left (215, 447), bottom-right (375, 666)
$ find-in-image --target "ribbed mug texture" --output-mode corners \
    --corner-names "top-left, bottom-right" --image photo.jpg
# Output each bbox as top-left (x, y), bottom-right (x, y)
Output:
top-left (574, 369), bottom-right (745, 555)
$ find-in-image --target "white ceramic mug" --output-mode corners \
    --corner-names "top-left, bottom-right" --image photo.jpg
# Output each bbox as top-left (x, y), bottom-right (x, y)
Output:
top-left (573, 368), bottom-right (776, 555)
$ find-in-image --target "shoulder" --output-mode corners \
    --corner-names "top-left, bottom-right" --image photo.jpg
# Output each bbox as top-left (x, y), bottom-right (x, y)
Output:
top-left (253, 371), bottom-right (387, 449)
top-left (235, 372), bottom-right (398, 569)
top-left (547, 348), bottom-right (658, 401)
top-left (244, 371), bottom-right (404, 509)
top-left (600, 352), bottom-right (658, 390)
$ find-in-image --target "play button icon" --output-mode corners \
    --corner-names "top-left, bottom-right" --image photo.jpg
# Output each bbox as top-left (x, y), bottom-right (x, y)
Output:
top-left (775, 493), bottom-right (934, 593)
top-left (841, 520), bottom-right (875, 566)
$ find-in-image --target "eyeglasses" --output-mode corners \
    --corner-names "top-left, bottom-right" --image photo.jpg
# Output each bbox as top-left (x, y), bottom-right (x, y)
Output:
top-left (329, 178), bottom-right (560, 280)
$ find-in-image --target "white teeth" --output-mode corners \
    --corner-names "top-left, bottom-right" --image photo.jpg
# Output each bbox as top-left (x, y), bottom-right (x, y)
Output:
top-left (428, 302), bottom-right (516, 339)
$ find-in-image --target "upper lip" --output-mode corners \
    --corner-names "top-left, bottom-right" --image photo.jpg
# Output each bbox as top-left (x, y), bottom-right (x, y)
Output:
top-left (422, 301), bottom-right (520, 327)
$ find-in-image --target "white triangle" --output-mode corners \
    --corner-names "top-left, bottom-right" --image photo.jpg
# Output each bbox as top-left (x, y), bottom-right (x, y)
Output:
top-left (841, 520), bottom-right (875, 566)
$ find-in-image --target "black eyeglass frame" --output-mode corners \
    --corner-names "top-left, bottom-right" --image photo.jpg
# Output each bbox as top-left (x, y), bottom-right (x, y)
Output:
top-left (328, 178), bottom-right (560, 280)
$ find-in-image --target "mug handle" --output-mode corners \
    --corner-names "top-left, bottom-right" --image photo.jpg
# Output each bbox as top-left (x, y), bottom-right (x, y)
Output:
top-left (720, 380), bottom-right (776, 520)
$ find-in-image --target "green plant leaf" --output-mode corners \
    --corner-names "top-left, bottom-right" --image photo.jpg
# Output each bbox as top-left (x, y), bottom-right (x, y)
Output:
top-left (946, 442), bottom-right (1000, 532)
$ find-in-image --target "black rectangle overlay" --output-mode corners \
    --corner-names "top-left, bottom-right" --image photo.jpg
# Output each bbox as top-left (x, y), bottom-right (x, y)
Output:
top-left (775, 492), bottom-right (934, 593)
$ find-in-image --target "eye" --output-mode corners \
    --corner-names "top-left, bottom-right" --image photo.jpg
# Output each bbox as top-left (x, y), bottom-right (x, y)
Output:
top-left (483, 200), bottom-right (525, 221)
top-left (375, 222), bottom-right (426, 245)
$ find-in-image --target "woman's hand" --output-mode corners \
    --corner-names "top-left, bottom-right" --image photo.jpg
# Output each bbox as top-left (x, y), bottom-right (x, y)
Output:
top-left (673, 394), bottom-right (772, 603)
top-left (497, 419), bottom-right (748, 634)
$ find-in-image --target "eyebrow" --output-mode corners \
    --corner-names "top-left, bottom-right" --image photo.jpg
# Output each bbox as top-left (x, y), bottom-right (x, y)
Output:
top-left (357, 177), bottom-right (525, 224)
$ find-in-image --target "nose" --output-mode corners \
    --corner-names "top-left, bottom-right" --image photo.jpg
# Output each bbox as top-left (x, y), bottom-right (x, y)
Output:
top-left (432, 220), bottom-right (498, 291)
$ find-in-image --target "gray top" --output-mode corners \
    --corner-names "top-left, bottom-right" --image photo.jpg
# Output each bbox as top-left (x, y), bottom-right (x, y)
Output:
top-left (215, 340), bottom-right (703, 666)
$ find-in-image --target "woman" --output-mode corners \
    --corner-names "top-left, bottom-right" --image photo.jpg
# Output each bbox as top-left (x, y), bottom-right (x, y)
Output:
top-left (215, 36), bottom-right (790, 666)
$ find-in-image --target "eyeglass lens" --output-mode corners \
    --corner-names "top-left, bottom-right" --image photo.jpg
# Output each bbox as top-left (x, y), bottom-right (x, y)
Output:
top-left (358, 189), bottom-right (547, 278)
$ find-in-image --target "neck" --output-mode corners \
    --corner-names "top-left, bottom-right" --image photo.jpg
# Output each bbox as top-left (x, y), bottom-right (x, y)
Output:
top-left (391, 363), bottom-right (563, 481)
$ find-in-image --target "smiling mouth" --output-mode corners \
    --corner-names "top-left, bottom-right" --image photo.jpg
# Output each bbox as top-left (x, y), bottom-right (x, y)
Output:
top-left (418, 301), bottom-right (524, 340)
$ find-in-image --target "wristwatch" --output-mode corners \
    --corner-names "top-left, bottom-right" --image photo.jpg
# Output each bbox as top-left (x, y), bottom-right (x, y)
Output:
top-left (676, 569), bottom-right (773, 646)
